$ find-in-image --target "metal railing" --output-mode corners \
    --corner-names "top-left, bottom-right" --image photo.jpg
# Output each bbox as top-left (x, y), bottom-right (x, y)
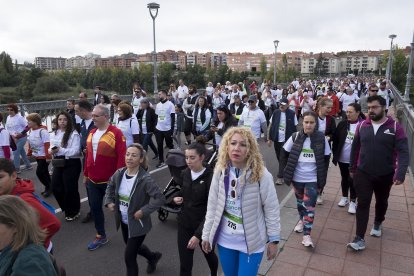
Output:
top-left (390, 83), bottom-right (414, 179)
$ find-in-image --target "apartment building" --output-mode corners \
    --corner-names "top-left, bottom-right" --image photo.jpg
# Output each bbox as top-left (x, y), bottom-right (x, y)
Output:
top-left (35, 57), bottom-right (66, 70)
top-left (65, 53), bottom-right (100, 70)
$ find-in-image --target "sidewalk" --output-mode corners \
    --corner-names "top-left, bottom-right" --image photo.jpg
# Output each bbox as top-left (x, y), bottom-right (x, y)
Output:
top-left (267, 164), bottom-right (414, 276)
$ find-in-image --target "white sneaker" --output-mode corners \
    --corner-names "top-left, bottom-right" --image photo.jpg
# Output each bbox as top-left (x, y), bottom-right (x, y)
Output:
top-left (294, 220), bottom-right (304, 233)
top-left (302, 235), bottom-right (314, 248)
top-left (348, 201), bottom-right (357, 214)
top-left (338, 197), bottom-right (349, 207)
top-left (316, 195), bottom-right (323, 205)
top-left (370, 224), bottom-right (382, 237)
top-left (275, 178), bottom-right (284, 185)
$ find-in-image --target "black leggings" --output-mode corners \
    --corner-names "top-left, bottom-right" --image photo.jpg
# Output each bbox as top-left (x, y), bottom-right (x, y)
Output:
top-left (338, 162), bottom-right (356, 200)
top-left (120, 222), bottom-right (154, 276)
top-left (177, 225), bottom-right (218, 276)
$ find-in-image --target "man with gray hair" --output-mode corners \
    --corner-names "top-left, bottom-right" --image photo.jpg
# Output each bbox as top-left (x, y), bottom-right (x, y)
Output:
top-left (83, 104), bottom-right (126, 251)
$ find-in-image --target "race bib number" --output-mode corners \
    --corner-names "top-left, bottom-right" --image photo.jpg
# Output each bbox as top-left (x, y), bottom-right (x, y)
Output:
top-left (119, 194), bottom-right (130, 222)
top-left (243, 116), bottom-right (253, 128)
top-left (222, 211), bottom-right (244, 235)
top-left (279, 122), bottom-right (285, 134)
top-left (158, 109), bottom-right (166, 121)
top-left (298, 148), bottom-right (315, 163)
top-left (345, 131), bottom-right (354, 144)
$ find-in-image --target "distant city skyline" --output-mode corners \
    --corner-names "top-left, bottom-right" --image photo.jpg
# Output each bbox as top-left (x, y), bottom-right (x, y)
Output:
top-left (2, 0), bottom-right (413, 63)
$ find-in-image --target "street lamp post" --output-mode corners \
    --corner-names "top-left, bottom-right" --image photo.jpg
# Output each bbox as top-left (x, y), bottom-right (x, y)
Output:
top-left (147, 2), bottom-right (160, 94)
top-left (404, 32), bottom-right (414, 102)
top-left (273, 40), bottom-right (279, 85)
top-left (387, 34), bottom-right (397, 82)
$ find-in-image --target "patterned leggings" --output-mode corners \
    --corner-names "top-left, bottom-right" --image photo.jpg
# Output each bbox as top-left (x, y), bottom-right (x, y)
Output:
top-left (293, 182), bottom-right (318, 236)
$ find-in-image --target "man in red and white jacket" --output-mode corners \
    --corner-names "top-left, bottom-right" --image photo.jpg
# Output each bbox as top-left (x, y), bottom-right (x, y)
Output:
top-left (83, 104), bottom-right (126, 251)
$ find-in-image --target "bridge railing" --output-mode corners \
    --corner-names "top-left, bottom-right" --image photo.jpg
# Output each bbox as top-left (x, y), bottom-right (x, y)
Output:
top-left (390, 83), bottom-right (414, 179)
top-left (0, 95), bottom-right (133, 117)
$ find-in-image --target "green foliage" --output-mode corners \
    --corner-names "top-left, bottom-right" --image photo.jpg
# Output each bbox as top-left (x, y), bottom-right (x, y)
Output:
top-left (0, 52), bottom-right (17, 87)
top-left (391, 46), bottom-right (409, 90)
top-left (33, 76), bottom-right (70, 96)
top-left (260, 57), bottom-right (267, 80)
top-left (158, 62), bottom-right (176, 89)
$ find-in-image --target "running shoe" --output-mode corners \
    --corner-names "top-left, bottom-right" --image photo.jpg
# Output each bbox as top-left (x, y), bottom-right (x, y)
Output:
top-left (316, 195), bottom-right (324, 205)
top-left (301, 235), bottom-right (314, 248)
top-left (338, 197), bottom-right (349, 207)
top-left (65, 212), bottom-right (80, 222)
top-left (348, 201), bottom-right (357, 214)
top-left (147, 252), bottom-right (162, 274)
top-left (294, 220), bottom-right (304, 233)
top-left (87, 235), bottom-right (108, 251)
top-left (370, 223), bottom-right (382, 237)
top-left (156, 162), bottom-right (166, 168)
top-left (22, 165), bottom-right (33, 171)
top-left (347, 236), bottom-right (366, 251)
top-left (275, 178), bottom-right (284, 185)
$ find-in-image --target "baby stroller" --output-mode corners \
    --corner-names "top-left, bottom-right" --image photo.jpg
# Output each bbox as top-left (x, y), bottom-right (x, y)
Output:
top-left (157, 149), bottom-right (187, 221)
top-left (157, 145), bottom-right (218, 222)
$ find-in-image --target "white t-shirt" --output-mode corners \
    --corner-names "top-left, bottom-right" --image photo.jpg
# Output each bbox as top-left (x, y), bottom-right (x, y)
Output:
top-left (28, 128), bottom-right (50, 157)
top-left (118, 172), bottom-right (138, 225)
top-left (191, 168), bottom-right (206, 181)
top-left (338, 122), bottom-right (358, 164)
top-left (238, 108), bottom-right (266, 139)
top-left (155, 101), bottom-right (175, 131)
top-left (283, 136), bottom-right (331, 183)
top-left (116, 117), bottom-right (139, 147)
top-left (272, 112), bottom-right (298, 143)
top-left (131, 96), bottom-right (143, 115)
top-left (340, 94), bottom-right (359, 111)
top-left (372, 119), bottom-right (388, 135)
top-left (5, 114), bottom-right (27, 136)
top-left (49, 130), bottom-right (81, 158)
top-left (0, 125), bottom-right (10, 158)
top-left (206, 86), bottom-right (214, 96)
top-left (318, 117), bottom-right (327, 134)
top-left (177, 85), bottom-right (189, 99)
top-left (92, 129), bottom-right (107, 161)
top-left (378, 89), bottom-right (392, 109)
top-left (141, 110), bottom-right (148, 134)
top-left (214, 122), bottom-right (224, 147)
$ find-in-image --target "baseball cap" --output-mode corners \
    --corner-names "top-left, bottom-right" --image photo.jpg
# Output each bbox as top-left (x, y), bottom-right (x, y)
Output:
top-left (280, 98), bottom-right (288, 106)
top-left (248, 95), bottom-right (257, 102)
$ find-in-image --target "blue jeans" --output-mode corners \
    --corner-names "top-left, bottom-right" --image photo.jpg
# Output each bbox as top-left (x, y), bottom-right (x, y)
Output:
top-left (141, 133), bottom-right (158, 156)
top-left (292, 181), bottom-right (318, 236)
top-left (217, 244), bottom-right (263, 276)
top-left (13, 136), bottom-right (31, 170)
top-left (87, 180), bottom-right (107, 237)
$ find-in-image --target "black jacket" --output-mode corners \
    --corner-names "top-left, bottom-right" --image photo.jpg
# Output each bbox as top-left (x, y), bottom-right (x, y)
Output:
top-left (332, 119), bottom-right (362, 165)
top-left (137, 107), bottom-right (157, 133)
top-left (176, 167), bottom-right (213, 239)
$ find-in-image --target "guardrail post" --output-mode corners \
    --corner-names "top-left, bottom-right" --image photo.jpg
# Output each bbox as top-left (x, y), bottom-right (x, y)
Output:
top-left (404, 31), bottom-right (414, 102)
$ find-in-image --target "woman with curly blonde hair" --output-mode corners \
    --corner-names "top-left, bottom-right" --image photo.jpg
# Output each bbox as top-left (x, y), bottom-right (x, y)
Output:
top-left (201, 127), bottom-right (281, 276)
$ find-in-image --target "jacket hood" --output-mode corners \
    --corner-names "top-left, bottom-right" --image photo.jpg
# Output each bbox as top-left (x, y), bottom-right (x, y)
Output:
top-left (11, 179), bottom-right (35, 195)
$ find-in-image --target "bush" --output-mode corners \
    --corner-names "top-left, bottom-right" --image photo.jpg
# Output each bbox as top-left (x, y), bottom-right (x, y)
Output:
top-left (33, 76), bottom-right (70, 95)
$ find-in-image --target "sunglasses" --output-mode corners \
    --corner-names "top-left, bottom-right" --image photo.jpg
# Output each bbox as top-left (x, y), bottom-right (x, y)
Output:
top-left (248, 101), bottom-right (255, 103)
top-left (370, 89), bottom-right (378, 92)
top-left (231, 179), bottom-right (238, 199)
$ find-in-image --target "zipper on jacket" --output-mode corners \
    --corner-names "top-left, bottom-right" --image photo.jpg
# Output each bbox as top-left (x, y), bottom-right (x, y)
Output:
top-left (127, 169), bottom-right (143, 238)
top-left (239, 175), bottom-right (250, 260)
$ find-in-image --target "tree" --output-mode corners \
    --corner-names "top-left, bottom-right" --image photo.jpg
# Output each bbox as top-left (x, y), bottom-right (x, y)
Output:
top-left (260, 56), bottom-right (267, 80)
top-left (158, 62), bottom-right (176, 89)
top-left (16, 68), bottom-right (45, 99)
top-left (32, 76), bottom-right (70, 97)
top-left (390, 46), bottom-right (409, 90)
top-left (0, 51), bottom-right (15, 86)
top-left (185, 64), bottom-right (206, 88)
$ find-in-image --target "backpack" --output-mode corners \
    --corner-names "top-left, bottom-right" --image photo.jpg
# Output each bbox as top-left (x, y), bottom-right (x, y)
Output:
top-left (0, 128), bottom-right (17, 151)
top-left (16, 191), bottom-right (56, 215)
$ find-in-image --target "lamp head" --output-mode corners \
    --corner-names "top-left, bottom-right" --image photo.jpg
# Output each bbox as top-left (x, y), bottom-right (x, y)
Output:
top-left (147, 2), bottom-right (160, 19)
top-left (273, 40), bottom-right (279, 47)
top-left (388, 34), bottom-right (397, 40)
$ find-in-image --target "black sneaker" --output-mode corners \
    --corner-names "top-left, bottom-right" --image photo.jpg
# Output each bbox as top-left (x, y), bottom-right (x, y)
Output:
top-left (152, 155), bottom-right (158, 160)
top-left (81, 212), bottom-right (93, 223)
top-left (147, 252), bottom-right (162, 274)
top-left (41, 189), bottom-right (52, 198)
top-left (156, 162), bottom-right (166, 168)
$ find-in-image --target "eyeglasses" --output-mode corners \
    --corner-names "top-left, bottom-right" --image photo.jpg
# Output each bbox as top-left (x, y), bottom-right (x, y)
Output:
top-left (367, 105), bottom-right (382, 110)
top-left (248, 101), bottom-right (255, 104)
top-left (230, 179), bottom-right (238, 199)
top-left (370, 89), bottom-right (378, 92)
top-left (7, 109), bottom-right (13, 111)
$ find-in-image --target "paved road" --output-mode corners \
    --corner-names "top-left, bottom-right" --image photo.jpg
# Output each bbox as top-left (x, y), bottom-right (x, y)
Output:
top-left (21, 138), bottom-right (292, 276)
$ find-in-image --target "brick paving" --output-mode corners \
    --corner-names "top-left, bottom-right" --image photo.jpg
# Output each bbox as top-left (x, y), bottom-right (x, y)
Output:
top-left (267, 164), bottom-right (414, 276)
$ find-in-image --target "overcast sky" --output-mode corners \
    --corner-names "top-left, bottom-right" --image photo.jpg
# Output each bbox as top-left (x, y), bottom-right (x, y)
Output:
top-left (1, 0), bottom-right (413, 63)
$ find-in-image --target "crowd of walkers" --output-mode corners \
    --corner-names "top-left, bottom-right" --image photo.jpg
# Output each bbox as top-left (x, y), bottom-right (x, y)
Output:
top-left (0, 76), bottom-right (409, 275)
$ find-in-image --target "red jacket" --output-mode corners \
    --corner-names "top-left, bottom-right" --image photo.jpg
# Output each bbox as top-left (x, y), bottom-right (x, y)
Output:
top-left (327, 95), bottom-right (340, 116)
top-left (84, 125), bottom-right (126, 183)
top-left (11, 179), bottom-right (61, 248)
